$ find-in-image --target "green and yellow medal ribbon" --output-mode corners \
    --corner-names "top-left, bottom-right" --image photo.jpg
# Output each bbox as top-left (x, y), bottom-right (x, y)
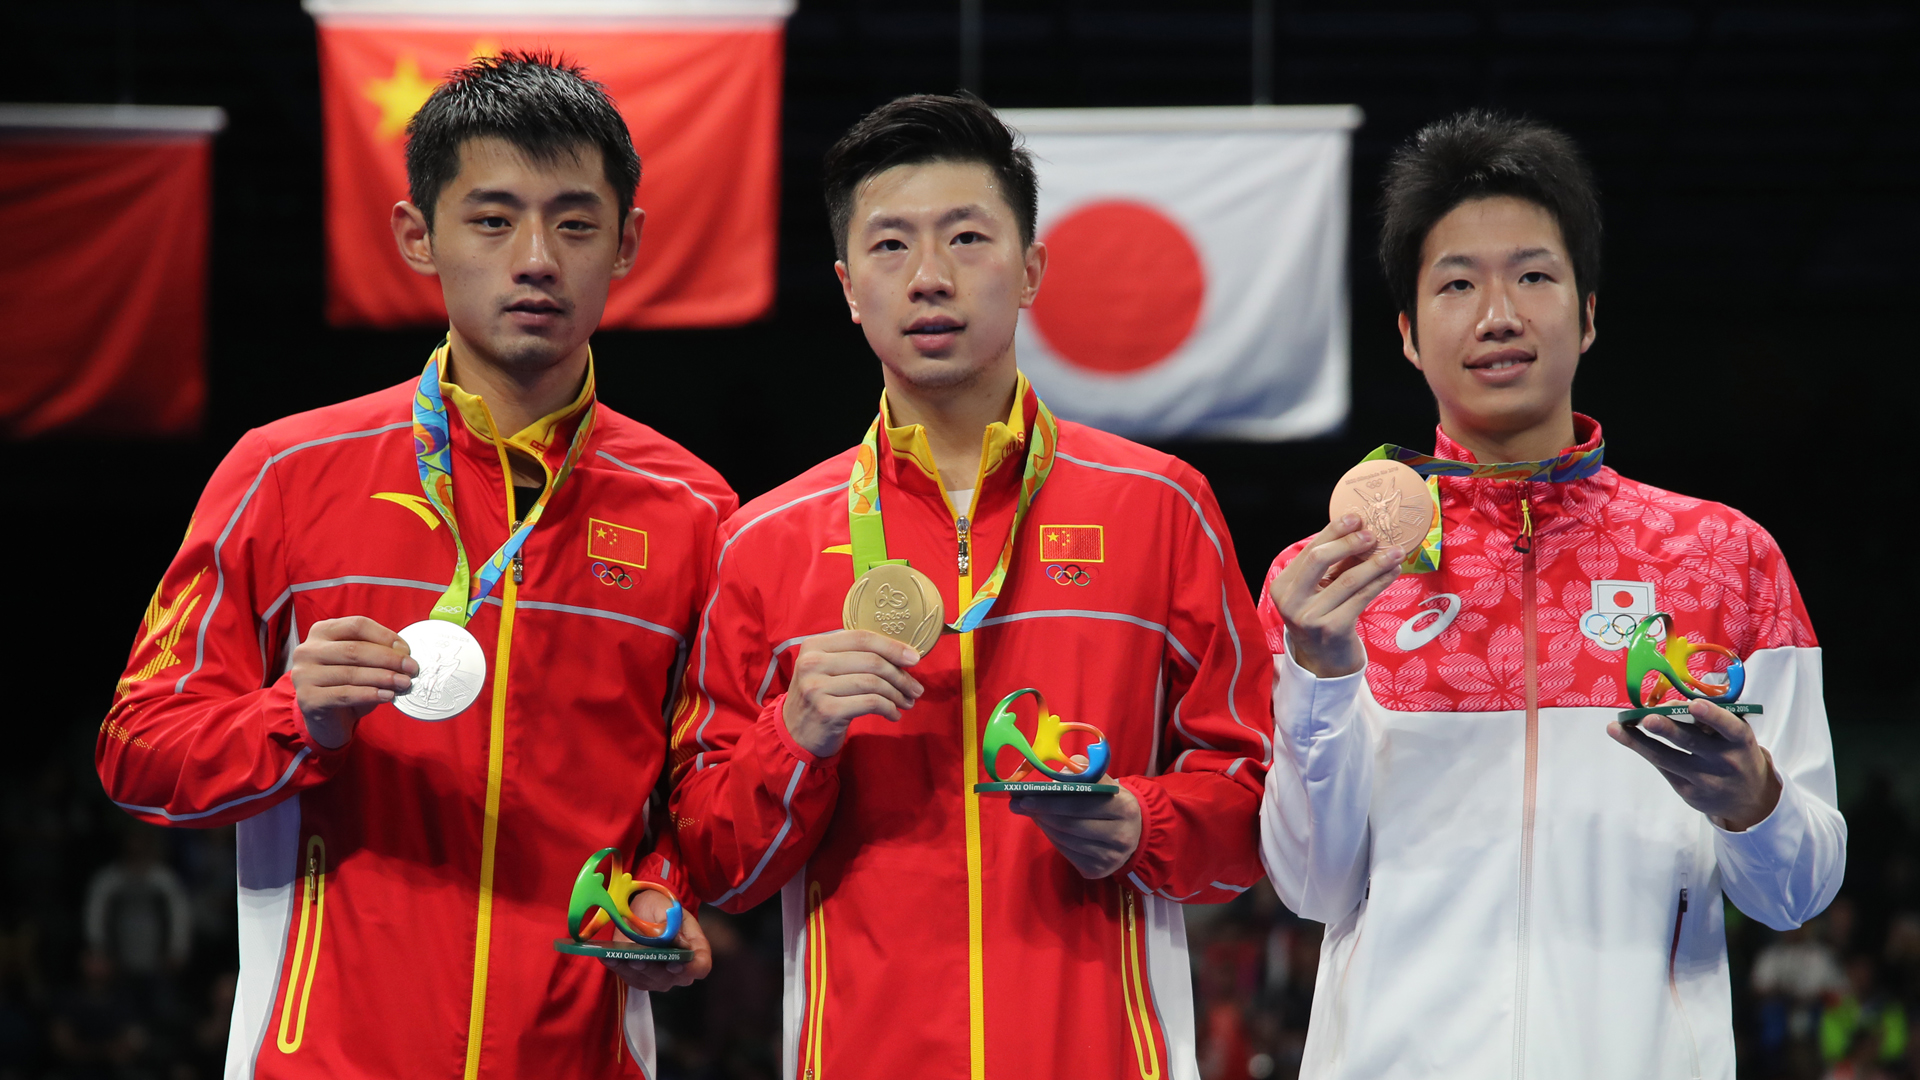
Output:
top-left (846, 388), bottom-right (1058, 633)
top-left (411, 342), bottom-right (596, 625)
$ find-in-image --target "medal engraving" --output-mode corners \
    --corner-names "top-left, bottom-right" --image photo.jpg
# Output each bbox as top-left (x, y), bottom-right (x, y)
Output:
top-left (393, 619), bottom-right (486, 721)
top-left (842, 563), bottom-right (944, 655)
top-left (1330, 460), bottom-right (1433, 552)
top-left (873, 583), bottom-right (913, 637)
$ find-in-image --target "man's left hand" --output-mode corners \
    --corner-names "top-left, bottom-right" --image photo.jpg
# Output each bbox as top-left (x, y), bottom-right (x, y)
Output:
top-left (1009, 786), bottom-right (1143, 879)
top-left (1607, 699), bottom-right (1782, 832)
top-left (599, 888), bottom-right (713, 992)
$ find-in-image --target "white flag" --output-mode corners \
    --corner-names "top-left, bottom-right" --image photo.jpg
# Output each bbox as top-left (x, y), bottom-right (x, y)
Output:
top-left (1000, 106), bottom-right (1361, 440)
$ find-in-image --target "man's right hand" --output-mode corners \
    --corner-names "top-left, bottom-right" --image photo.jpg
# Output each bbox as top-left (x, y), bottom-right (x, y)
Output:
top-left (1268, 515), bottom-right (1404, 679)
top-left (289, 616), bottom-right (418, 750)
top-left (781, 630), bottom-right (924, 758)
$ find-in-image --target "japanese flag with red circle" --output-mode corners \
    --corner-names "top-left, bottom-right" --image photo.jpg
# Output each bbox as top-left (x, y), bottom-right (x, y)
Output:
top-left (1001, 107), bottom-right (1360, 440)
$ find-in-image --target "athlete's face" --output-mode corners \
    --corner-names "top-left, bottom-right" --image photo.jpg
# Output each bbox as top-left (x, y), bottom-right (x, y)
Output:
top-left (1400, 195), bottom-right (1595, 445)
top-left (836, 160), bottom-right (1046, 394)
top-left (393, 136), bottom-right (641, 377)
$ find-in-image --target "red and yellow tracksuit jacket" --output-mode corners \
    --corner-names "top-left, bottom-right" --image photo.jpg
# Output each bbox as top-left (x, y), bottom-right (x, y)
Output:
top-left (669, 378), bottom-right (1272, 1080)
top-left (98, 357), bottom-right (735, 1080)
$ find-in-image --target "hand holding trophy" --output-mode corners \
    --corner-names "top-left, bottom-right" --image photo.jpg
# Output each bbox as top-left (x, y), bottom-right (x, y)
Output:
top-left (1616, 613), bottom-right (1763, 726)
top-left (553, 847), bottom-right (693, 963)
top-left (973, 688), bottom-right (1118, 795)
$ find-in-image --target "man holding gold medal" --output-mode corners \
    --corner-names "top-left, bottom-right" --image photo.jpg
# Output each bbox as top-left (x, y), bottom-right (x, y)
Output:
top-left (97, 54), bottom-right (728, 1079)
top-left (668, 94), bottom-right (1272, 1080)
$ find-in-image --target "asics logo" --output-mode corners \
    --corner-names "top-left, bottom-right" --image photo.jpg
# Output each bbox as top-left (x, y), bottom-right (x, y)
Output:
top-left (1395, 593), bottom-right (1461, 651)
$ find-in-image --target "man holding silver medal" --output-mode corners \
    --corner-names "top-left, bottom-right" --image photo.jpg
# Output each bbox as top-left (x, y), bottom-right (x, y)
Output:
top-left (97, 53), bottom-right (730, 1079)
top-left (667, 94), bottom-right (1273, 1080)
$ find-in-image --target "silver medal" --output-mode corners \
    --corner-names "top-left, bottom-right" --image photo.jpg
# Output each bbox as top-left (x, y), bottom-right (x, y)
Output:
top-left (393, 619), bottom-right (486, 721)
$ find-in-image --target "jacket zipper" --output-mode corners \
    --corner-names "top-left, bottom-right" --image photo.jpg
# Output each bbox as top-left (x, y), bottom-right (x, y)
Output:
top-left (1668, 879), bottom-right (1702, 1079)
top-left (465, 426), bottom-right (522, 1080)
top-left (954, 501), bottom-right (986, 1080)
top-left (276, 833), bottom-right (327, 1053)
top-left (1511, 487), bottom-right (1539, 1080)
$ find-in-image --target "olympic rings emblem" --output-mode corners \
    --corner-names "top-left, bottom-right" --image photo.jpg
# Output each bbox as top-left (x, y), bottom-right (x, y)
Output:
top-left (1580, 609), bottom-right (1664, 650)
top-left (592, 561), bottom-right (634, 590)
top-left (1046, 563), bottom-right (1091, 587)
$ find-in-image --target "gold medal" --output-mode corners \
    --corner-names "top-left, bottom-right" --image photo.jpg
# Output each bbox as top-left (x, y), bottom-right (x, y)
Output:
top-left (842, 563), bottom-right (945, 655)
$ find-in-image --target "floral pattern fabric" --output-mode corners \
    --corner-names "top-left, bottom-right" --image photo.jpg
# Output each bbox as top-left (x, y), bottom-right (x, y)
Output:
top-left (1258, 418), bottom-right (1816, 712)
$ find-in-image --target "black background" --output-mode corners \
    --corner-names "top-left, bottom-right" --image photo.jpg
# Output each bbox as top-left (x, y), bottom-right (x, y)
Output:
top-left (10, 0), bottom-right (1916, 791)
top-left (5, 5), bottom-right (1918, 1075)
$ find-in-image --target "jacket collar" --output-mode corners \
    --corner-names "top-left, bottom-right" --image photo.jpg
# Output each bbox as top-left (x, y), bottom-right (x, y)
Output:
top-left (1433, 413), bottom-right (1616, 528)
top-left (438, 348), bottom-right (597, 482)
top-left (1432, 412), bottom-right (1603, 468)
top-left (876, 372), bottom-right (1038, 501)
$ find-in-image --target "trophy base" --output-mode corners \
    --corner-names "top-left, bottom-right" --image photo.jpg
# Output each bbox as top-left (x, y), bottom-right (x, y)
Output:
top-left (1618, 703), bottom-right (1763, 726)
top-left (974, 781), bottom-right (1121, 795)
top-left (553, 939), bottom-right (693, 963)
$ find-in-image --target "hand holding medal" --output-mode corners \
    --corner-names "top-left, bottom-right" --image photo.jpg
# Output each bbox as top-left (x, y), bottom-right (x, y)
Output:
top-left (842, 562), bottom-right (944, 656)
top-left (389, 347), bottom-right (595, 722)
top-left (287, 616), bottom-right (421, 748)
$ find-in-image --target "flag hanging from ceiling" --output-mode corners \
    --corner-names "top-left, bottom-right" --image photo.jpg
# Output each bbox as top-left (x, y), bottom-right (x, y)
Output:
top-left (1000, 106), bottom-right (1362, 441)
top-left (307, 0), bottom-right (791, 329)
top-left (0, 105), bottom-right (223, 438)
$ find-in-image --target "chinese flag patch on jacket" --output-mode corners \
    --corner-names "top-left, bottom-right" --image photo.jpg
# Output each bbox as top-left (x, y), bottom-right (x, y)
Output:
top-left (1039, 524), bottom-right (1104, 562)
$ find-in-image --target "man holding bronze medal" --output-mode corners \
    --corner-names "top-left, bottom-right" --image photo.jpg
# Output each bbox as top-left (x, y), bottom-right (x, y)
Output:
top-left (1257, 110), bottom-right (1845, 1078)
top-left (96, 54), bottom-right (728, 1079)
top-left (668, 94), bottom-right (1271, 1080)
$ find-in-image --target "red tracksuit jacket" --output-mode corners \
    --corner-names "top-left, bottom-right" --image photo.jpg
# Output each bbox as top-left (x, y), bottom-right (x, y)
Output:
top-left (669, 378), bottom-right (1272, 1080)
top-left (98, 358), bottom-right (735, 1079)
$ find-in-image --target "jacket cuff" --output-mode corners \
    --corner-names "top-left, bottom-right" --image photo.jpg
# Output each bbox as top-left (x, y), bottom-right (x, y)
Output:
top-left (1273, 636), bottom-right (1368, 745)
top-left (763, 693), bottom-right (831, 768)
top-left (1113, 776), bottom-right (1174, 889)
top-left (632, 849), bottom-right (700, 917)
top-left (279, 675), bottom-right (353, 758)
top-left (1712, 763), bottom-right (1801, 860)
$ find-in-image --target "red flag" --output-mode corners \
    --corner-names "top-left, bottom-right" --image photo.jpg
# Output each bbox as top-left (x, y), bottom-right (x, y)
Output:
top-left (0, 105), bottom-right (220, 438)
top-left (1039, 525), bottom-right (1105, 563)
top-left (588, 518), bottom-right (648, 569)
top-left (310, 3), bottom-right (789, 329)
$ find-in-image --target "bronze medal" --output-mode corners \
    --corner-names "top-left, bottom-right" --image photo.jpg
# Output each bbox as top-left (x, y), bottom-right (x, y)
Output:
top-left (1329, 460), bottom-right (1433, 552)
top-left (842, 563), bottom-right (945, 655)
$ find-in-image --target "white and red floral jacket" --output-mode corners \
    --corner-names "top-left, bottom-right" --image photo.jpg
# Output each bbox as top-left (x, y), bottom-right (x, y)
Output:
top-left (1257, 414), bottom-right (1845, 1080)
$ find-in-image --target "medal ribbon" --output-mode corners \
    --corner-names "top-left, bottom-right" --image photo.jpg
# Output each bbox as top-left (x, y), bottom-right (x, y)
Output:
top-left (1357, 440), bottom-right (1605, 573)
top-left (847, 388), bottom-right (1059, 634)
top-left (412, 345), bottom-right (596, 625)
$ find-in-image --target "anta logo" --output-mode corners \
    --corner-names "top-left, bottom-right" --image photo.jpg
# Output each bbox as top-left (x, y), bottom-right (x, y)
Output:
top-left (1395, 593), bottom-right (1462, 651)
top-left (370, 492), bottom-right (440, 530)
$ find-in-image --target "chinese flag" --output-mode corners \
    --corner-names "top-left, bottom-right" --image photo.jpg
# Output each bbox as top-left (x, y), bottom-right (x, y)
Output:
top-left (588, 518), bottom-right (648, 569)
top-left (1039, 526), bottom-right (1104, 563)
top-left (312, 4), bottom-right (787, 329)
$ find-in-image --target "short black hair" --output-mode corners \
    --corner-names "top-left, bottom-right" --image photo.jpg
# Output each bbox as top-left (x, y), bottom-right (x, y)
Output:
top-left (404, 50), bottom-right (640, 230)
top-left (823, 92), bottom-right (1038, 262)
top-left (1379, 109), bottom-right (1602, 330)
